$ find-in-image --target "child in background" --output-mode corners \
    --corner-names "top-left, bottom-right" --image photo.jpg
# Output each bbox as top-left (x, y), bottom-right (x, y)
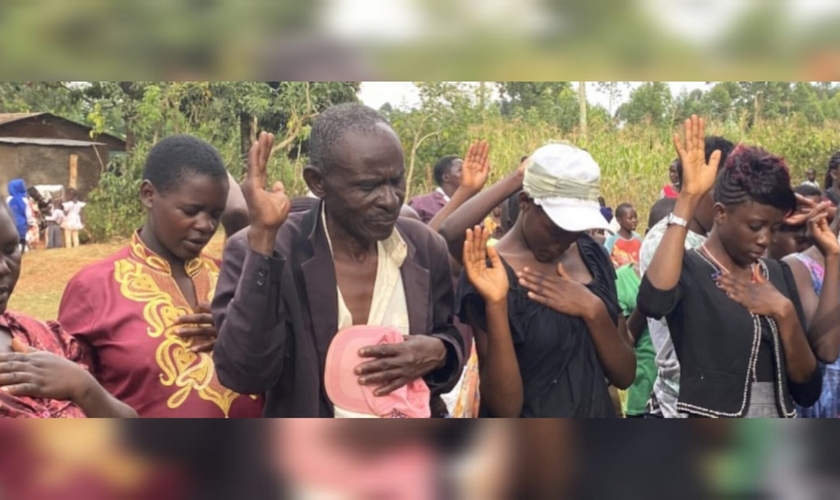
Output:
top-left (61, 188), bottom-right (86, 248)
top-left (660, 159), bottom-right (681, 199)
top-left (802, 167), bottom-right (820, 189)
top-left (616, 261), bottom-right (655, 418)
top-left (604, 203), bottom-right (643, 267)
top-left (615, 199), bottom-right (675, 417)
top-left (25, 194), bottom-right (40, 249)
top-left (45, 199), bottom-right (65, 249)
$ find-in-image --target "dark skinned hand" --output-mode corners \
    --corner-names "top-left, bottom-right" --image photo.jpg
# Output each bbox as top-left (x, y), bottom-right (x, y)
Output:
top-left (715, 271), bottom-right (790, 318)
top-left (355, 335), bottom-right (447, 397)
top-left (460, 140), bottom-right (490, 194)
top-left (241, 131), bottom-right (292, 231)
top-left (463, 226), bottom-right (508, 303)
top-left (517, 264), bottom-right (597, 318)
top-left (674, 115), bottom-right (721, 197)
top-left (0, 338), bottom-right (96, 402)
top-left (808, 205), bottom-right (840, 258)
top-left (175, 302), bottom-right (217, 353)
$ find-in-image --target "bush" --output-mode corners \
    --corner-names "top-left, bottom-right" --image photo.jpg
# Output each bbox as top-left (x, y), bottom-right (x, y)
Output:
top-left (84, 117), bottom-right (840, 242)
top-left (414, 116), bottom-right (840, 233)
top-left (85, 145), bottom-right (148, 243)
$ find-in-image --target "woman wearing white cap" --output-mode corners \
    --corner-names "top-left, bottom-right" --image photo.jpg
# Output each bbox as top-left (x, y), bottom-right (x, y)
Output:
top-left (458, 143), bottom-right (636, 418)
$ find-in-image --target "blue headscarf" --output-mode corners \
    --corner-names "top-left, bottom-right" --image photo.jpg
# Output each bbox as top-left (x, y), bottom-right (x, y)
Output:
top-left (7, 179), bottom-right (29, 239)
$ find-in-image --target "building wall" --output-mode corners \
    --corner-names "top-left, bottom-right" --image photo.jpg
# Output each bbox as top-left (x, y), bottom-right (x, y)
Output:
top-left (0, 144), bottom-right (104, 199)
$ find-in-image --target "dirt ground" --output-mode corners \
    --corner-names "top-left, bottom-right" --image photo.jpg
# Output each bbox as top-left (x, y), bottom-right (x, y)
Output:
top-left (8, 232), bottom-right (226, 320)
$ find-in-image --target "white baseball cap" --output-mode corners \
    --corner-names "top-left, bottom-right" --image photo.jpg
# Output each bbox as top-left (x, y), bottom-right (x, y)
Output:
top-left (523, 143), bottom-right (612, 233)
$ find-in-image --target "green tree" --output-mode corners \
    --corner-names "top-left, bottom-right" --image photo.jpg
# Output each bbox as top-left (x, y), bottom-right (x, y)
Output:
top-left (673, 88), bottom-right (709, 125)
top-left (497, 81), bottom-right (581, 133)
top-left (497, 82), bottom-right (573, 113)
top-left (0, 82), bottom-right (87, 122)
top-left (595, 82), bottom-right (631, 116)
top-left (703, 83), bottom-right (737, 124)
top-left (616, 82), bottom-right (673, 128)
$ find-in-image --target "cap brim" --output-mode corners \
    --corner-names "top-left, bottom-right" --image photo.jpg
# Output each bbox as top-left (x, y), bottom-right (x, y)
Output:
top-left (535, 199), bottom-right (613, 233)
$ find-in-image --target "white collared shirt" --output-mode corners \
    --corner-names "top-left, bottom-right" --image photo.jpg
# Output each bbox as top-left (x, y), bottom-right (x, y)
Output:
top-left (435, 187), bottom-right (451, 203)
top-left (321, 204), bottom-right (410, 418)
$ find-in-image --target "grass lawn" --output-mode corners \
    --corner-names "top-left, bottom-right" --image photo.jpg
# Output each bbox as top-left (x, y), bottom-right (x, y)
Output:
top-left (8, 232), bottom-right (226, 320)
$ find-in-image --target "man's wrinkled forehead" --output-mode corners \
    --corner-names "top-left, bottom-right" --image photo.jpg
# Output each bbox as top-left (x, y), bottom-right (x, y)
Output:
top-left (329, 125), bottom-right (404, 172)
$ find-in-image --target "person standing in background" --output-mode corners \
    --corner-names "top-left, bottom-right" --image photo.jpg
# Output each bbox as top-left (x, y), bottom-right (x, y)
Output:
top-left (408, 155), bottom-right (463, 224)
top-left (45, 199), bottom-right (65, 249)
top-left (802, 168), bottom-right (820, 189)
top-left (61, 188), bottom-right (86, 248)
top-left (660, 160), bottom-right (681, 199)
top-left (27, 187), bottom-right (50, 249)
top-left (5, 179), bottom-right (33, 253)
top-left (25, 191), bottom-right (41, 250)
top-left (604, 203), bottom-right (643, 268)
top-left (823, 152), bottom-right (840, 206)
top-left (616, 198), bottom-right (676, 418)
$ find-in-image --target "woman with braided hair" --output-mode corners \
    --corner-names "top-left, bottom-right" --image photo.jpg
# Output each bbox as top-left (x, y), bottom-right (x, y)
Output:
top-left (638, 115), bottom-right (835, 418)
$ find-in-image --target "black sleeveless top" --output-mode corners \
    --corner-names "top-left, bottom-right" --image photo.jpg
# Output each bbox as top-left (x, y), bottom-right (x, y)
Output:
top-left (458, 235), bottom-right (620, 418)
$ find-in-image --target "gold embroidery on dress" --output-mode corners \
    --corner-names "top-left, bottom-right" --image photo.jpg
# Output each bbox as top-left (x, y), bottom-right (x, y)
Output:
top-left (112, 235), bottom-right (247, 417)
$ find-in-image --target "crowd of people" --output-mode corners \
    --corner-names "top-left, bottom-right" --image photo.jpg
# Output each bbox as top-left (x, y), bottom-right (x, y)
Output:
top-left (4, 180), bottom-right (86, 252)
top-left (2, 104), bottom-right (840, 419)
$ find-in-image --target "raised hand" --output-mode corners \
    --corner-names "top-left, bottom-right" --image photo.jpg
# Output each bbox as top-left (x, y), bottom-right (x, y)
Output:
top-left (241, 132), bottom-right (291, 231)
top-left (784, 194), bottom-right (818, 226)
top-left (460, 140), bottom-right (490, 194)
top-left (517, 264), bottom-right (596, 318)
top-left (463, 226), bottom-right (509, 303)
top-left (673, 115), bottom-right (720, 197)
top-left (808, 203), bottom-right (840, 257)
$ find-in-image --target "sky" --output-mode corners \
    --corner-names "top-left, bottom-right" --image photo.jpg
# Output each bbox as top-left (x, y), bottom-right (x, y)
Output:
top-left (358, 82), bottom-right (710, 114)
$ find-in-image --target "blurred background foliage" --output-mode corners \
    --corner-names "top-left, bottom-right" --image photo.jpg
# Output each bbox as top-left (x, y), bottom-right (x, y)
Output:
top-left (2, 0), bottom-right (840, 81)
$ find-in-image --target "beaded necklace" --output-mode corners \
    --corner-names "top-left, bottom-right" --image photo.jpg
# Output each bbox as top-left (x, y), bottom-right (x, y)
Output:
top-left (698, 242), bottom-right (763, 282)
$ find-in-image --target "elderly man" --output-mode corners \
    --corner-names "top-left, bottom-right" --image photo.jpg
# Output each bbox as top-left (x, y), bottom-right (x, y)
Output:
top-left (212, 103), bottom-right (465, 417)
